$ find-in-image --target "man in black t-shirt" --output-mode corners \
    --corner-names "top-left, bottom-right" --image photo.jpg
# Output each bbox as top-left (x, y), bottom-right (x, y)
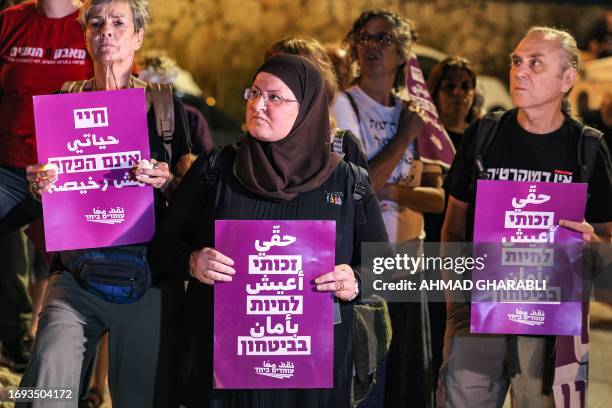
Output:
top-left (439, 27), bottom-right (612, 408)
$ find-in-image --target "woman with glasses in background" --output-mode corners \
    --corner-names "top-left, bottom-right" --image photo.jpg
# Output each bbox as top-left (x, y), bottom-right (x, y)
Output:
top-left (332, 8), bottom-right (444, 247)
top-left (332, 9), bottom-right (443, 407)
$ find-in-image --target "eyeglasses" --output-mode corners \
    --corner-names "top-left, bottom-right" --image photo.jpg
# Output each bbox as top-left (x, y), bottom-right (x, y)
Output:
top-left (244, 88), bottom-right (298, 106)
top-left (440, 80), bottom-right (474, 93)
top-left (354, 32), bottom-right (396, 47)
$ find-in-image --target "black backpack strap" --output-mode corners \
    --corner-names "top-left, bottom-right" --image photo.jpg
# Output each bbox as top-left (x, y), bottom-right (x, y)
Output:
top-left (60, 79), bottom-right (95, 93)
top-left (464, 109), bottom-right (509, 241)
top-left (577, 124), bottom-right (605, 183)
top-left (192, 144), bottom-right (234, 216)
top-left (332, 130), bottom-right (346, 157)
top-left (202, 145), bottom-right (234, 189)
top-left (345, 91), bottom-right (360, 123)
top-left (467, 109), bottom-right (512, 196)
top-left (145, 82), bottom-right (175, 164)
top-left (347, 161), bottom-right (369, 226)
top-left (472, 110), bottom-right (507, 180)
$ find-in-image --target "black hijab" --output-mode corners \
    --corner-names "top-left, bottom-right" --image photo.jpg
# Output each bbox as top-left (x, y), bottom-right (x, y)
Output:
top-left (234, 54), bottom-right (342, 201)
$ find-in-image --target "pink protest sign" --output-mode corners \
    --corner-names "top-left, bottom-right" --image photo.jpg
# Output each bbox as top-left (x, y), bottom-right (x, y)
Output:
top-left (471, 180), bottom-right (587, 336)
top-left (405, 55), bottom-right (455, 168)
top-left (214, 220), bottom-right (335, 389)
top-left (33, 88), bottom-right (153, 251)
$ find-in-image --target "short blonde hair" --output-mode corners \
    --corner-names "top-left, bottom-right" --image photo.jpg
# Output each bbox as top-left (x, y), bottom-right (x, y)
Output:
top-left (79, 0), bottom-right (150, 32)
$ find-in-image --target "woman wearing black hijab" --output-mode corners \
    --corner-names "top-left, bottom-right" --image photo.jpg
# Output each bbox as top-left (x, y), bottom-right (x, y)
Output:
top-left (154, 54), bottom-right (389, 407)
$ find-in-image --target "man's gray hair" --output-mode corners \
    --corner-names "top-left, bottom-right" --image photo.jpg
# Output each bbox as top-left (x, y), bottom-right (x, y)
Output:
top-left (79, 0), bottom-right (150, 32)
top-left (525, 26), bottom-right (580, 118)
top-left (526, 26), bottom-right (579, 71)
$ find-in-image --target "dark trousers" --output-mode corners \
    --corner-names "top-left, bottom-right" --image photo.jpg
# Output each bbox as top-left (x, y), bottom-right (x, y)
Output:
top-left (0, 164), bottom-right (41, 341)
top-left (0, 164), bottom-right (41, 236)
top-left (0, 228), bottom-right (32, 341)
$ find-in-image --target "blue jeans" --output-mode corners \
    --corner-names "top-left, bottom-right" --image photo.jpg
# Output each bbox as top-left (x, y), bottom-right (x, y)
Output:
top-left (0, 164), bottom-right (41, 236)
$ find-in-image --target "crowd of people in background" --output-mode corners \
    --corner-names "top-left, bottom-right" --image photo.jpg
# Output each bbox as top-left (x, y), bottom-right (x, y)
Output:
top-left (0, 1), bottom-right (611, 408)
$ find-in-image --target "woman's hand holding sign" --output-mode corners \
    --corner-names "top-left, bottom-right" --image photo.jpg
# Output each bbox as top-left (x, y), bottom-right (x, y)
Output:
top-left (26, 163), bottom-right (58, 199)
top-left (189, 247), bottom-right (236, 285)
top-left (134, 158), bottom-right (173, 189)
top-left (188, 247), bottom-right (361, 303)
top-left (315, 264), bottom-right (359, 301)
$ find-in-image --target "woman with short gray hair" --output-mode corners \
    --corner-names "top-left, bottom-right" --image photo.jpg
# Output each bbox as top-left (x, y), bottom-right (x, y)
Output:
top-left (18, 0), bottom-right (191, 406)
top-left (79, 0), bottom-right (150, 34)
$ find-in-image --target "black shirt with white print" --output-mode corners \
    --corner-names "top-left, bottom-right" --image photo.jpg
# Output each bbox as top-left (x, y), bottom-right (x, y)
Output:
top-left (447, 109), bottom-right (612, 237)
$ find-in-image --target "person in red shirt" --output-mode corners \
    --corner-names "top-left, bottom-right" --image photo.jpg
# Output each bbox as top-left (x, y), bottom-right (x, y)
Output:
top-left (0, 0), bottom-right (92, 372)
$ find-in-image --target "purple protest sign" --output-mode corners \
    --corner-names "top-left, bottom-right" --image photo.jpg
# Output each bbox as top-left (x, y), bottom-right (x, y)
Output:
top-left (214, 220), bottom-right (335, 389)
top-left (404, 55), bottom-right (455, 168)
top-left (33, 88), bottom-right (153, 251)
top-left (470, 180), bottom-right (587, 336)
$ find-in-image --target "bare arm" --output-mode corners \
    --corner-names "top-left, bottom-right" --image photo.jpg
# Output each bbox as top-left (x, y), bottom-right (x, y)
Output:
top-left (378, 171), bottom-right (445, 214)
top-left (369, 103), bottom-right (426, 191)
top-left (593, 222), bottom-right (612, 243)
top-left (441, 195), bottom-right (469, 243)
top-left (558, 220), bottom-right (612, 244)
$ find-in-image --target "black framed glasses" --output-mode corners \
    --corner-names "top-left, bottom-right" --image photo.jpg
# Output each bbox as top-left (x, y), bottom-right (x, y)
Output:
top-left (440, 80), bottom-right (474, 93)
top-left (244, 88), bottom-right (298, 106)
top-left (354, 32), bottom-right (396, 47)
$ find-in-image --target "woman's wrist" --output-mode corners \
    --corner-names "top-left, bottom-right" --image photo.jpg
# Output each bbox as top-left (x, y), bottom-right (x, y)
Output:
top-left (348, 279), bottom-right (360, 301)
top-left (160, 172), bottom-right (178, 199)
top-left (188, 250), bottom-right (199, 278)
top-left (28, 183), bottom-right (42, 202)
top-left (160, 172), bottom-right (175, 190)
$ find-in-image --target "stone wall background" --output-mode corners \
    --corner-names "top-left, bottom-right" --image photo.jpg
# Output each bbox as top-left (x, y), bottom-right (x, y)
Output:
top-left (146, 0), bottom-right (608, 121)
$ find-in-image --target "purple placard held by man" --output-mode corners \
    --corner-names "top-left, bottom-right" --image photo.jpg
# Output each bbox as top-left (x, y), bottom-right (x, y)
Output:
top-left (404, 55), bottom-right (455, 169)
top-left (33, 88), bottom-right (153, 251)
top-left (471, 180), bottom-right (587, 336)
top-left (214, 220), bottom-right (335, 389)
